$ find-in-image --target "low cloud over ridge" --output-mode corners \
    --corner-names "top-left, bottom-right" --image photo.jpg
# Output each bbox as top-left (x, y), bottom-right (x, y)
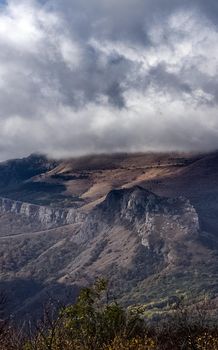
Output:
top-left (0, 0), bottom-right (218, 160)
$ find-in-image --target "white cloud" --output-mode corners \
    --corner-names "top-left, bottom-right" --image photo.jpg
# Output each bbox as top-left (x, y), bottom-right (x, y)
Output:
top-left (0, 0), bottom-right (218, 160)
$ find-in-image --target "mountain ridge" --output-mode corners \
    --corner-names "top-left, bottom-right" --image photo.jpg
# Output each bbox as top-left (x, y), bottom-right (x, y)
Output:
top-left (0, 152), bottom-right (217, 318)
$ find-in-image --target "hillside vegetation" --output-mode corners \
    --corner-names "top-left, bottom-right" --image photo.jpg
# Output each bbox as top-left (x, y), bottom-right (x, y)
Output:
top-left (1, 279), bottom-right (218, 350)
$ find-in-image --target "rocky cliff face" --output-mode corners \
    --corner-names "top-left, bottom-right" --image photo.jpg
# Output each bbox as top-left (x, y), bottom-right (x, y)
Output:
top-left (0, 186), bottom-right (200, 257)
top-left (74, 186), bottom-right (200, 267)
top-left (0, 197), bottom-right (84, 229)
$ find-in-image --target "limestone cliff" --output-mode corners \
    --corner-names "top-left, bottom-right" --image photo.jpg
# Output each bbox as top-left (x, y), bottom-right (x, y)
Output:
top-left (0, 197), bottom-right (84, 229)
top-left (80, 186), bottom-right (200, 266)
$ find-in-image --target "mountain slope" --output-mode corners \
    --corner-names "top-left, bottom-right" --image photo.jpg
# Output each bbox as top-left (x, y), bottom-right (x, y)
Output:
top-left (0, 183), bottom-right (217, 318)
top-left (0, 152), bottom-right (203, 207)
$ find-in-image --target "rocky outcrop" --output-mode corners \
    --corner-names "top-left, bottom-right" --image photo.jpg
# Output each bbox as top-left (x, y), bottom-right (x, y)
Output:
top-left (0, 186), bottom-right (200, 268)
top-left (0, 197), bottom-right (84, 229)
top-left (79, 186), bottom-right (200, 265)
top-left (0, 187), bottom-right (200, 251)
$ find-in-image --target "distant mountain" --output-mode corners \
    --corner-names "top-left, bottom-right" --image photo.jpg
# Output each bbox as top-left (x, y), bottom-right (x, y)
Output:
top-left (0, 152), bottom-right (201, 207)
top-left (0, 152), bottom-right (217, 319)
top-left (0, 154), bottom-right (57, 186)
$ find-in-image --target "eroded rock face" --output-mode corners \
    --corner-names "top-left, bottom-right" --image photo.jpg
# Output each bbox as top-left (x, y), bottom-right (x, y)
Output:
top-left (0, 186), bottom-right (200, 267)
top-left (0, 197), bottom-right (84, 229)
top-left (86, 186), bottom-right (200, 265)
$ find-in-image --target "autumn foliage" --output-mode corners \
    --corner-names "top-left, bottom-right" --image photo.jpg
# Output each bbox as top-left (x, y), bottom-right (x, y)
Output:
top-left (0, 279), bottom-right (218, 350)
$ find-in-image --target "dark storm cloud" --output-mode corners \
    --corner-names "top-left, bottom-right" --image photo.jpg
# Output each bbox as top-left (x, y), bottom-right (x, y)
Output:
top-left (0, 0), bottom-right (218, 160)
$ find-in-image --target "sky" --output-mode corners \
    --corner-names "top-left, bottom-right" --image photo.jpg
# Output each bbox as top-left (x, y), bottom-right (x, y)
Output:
top-left (0, 0), bottom-right (218, 160)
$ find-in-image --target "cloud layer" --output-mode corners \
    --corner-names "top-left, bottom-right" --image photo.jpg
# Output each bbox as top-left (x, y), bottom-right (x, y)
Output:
top-left (0, 0), bottom-right (218, 160)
